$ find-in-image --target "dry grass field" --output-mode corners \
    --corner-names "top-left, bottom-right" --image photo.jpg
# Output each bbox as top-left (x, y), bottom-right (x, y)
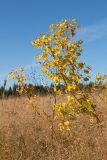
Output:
top-left (0, 90), bottom-right (107, 160)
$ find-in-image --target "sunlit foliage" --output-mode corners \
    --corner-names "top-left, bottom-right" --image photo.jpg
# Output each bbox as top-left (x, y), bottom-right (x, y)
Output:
top-left (9, 19), bottom-right (107, 134)
top-left (32, 19), bottom-right (100, 132)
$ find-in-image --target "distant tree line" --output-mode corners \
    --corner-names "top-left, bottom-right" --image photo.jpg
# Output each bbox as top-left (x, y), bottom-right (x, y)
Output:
top-left (0, 84), bottom-right (18, 98)
top-left (0, 81), bottom-right (105, 99)
top-left (0, 83), bottom-right (51, 99)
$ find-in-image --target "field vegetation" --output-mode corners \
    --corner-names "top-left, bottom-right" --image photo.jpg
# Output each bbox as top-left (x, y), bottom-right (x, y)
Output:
top-left (0, 90), bottom-right (107, 159)
top-left (0, 19), bottom-right (107, 159)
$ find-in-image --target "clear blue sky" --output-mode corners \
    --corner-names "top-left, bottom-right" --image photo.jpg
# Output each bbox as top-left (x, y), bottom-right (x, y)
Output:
top-left (0, 0), bottom-right (107, 86)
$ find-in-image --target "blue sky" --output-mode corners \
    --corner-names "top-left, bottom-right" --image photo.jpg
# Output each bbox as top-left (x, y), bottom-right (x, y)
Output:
top-left (0, 0), bottom-right (107, 86)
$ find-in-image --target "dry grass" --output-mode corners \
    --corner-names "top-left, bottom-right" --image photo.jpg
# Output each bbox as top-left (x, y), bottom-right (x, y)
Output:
top-left (0, 91), bottom-right (107, 160)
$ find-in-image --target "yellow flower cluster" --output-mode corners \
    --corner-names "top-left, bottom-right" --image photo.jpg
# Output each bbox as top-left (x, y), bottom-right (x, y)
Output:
top-left (9, 67), bottom-right (27, 94)
top-left (32, 19), bottom-right (99, 131)
top-left (9, 67), bottom-right (26, 83)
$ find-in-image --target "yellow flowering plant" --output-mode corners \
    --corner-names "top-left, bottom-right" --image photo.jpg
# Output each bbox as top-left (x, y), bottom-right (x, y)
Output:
top-left (9, 67), bottom-right (26, 94)
top-left (9, 19), bottom-right (107, 135)
top-left (32, 19), bottom-right (101, 132)
top-left (9, 67), bottom-right (39, 110)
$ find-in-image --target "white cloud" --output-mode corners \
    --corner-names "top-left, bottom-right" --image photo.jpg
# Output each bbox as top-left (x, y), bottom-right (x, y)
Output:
top-left (78, 19), bottom-right (107, 42)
